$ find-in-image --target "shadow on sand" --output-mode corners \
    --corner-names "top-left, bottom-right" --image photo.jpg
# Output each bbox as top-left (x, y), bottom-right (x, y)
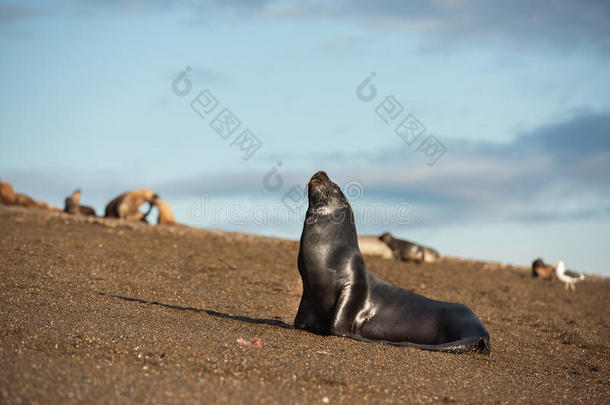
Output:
top-left (98, 292), bottom-right (294, 330)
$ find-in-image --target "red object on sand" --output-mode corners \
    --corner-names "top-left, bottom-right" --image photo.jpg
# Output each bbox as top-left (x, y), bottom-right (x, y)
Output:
top-left (236, 337), bottom-right (262, 348)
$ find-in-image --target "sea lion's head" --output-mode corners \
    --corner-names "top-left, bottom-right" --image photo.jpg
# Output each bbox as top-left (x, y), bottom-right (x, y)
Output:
top-left (531, 258), bottom-right (544, 277)
top-left (307, 171), bottom-right (349, 213)
top-left (71, 189), bottom-right (82, 202)
top-left (379, 232), bottom-right (393, 243)
top-left (137, 188), bottom-right (159, 205)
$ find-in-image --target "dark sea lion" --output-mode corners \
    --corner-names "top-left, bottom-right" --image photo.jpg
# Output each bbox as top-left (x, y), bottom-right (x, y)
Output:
top-left (295, 171), bottom-right (490, 353)
top-left (379, 232), bottom-right (424, 263)
top-left (104, 188), bottom-right (158, 222)
top-left (531, 258), bottom-right (555, 281)
top-left (78, 205), bottom-right (97, 216)
top-left (64, 189), bottom-right (96, 216)
top-left (64, 190), bottom-right (81, 214)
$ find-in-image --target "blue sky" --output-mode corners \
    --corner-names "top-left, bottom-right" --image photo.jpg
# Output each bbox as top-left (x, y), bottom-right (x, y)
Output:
top-left (1, 1), bottom-right (609, 275)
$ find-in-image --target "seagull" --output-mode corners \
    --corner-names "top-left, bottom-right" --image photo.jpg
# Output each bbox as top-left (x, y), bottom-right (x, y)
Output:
top-left (555, 261), bottom-right (584, 291)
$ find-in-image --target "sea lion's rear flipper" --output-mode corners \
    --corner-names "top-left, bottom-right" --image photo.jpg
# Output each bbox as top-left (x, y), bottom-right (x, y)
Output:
top-left (411, 335), bottom-right (491, 354)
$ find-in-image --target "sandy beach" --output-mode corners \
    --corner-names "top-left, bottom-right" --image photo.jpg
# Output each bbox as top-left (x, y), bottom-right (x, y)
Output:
top-left (0, 205), bottom-right (608, 404)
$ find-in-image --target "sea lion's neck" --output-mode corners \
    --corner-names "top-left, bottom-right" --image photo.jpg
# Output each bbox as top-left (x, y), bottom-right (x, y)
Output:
top-left (302, 206), bottom-right (357, 245)
top-left (306, 200), bottom-right (350, 217)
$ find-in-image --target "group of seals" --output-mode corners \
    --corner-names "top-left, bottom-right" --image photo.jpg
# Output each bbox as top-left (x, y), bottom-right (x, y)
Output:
top-left (3, 180), bottom-right (176, 226)
top-left (104, 188), bottom-right (159, 223)
top-left (294, 171), bottom-right (490, 354)
top-left (378, 232), bottom-right (440, 264)
top-left (1, 180), bottom-right (58, 210)
top-left (103, 189), bottom-right (178, 225)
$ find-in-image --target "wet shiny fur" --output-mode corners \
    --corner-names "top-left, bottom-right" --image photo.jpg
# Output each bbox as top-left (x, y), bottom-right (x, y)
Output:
top-left (294, 171), bottom-right (490, 353)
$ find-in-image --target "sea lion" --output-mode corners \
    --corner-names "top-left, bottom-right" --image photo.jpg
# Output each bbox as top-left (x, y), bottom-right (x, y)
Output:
top-left (64, 189), bottom-right (96, 216)
top-left (1, 181), bottom-right (16, 205)
top-left (104, 188), bottom-right (158, 222)
top-left (379, 233), bottom-right (440, 264)
top-left (0, 181), bottom-right (58, 211)
top-left (531, 258), bottom-right (555, 281)
top-left (35, 200), bottom-right (61, 211)
top-left (156, 199), bottom-right (177, 225)
top-left (13, 192), bottom-right (38, 208)
top-left (357, 235), bottom-right (394, 259)
top-left (379, 232), bottom-right (424, 263)
top-left (295, 171), bottom-right (490, 353)
top-left (78, 205), bottom-right (96, 216)
top-left (421, 246), bottom-right (441, 263)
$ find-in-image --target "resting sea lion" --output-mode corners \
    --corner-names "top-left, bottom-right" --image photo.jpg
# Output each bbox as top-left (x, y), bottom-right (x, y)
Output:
top-left (64, 189), bottom-right (96, 216)
top-left (156, 199), bottom-right (177, 225)
top-left (295, 171), bottom-right (490, 353)
top-left (421, 246), bottom-right (441, 263)
top-left (1, 181), bottom-right (58, 210)
top-left (13, 192), bottom-right (38, 208)
top-left (379, 233), bottom-right (440, 264)
top-left (531, 258), bottom-right (555, 281)
top-left (104, 188), bottom-right (158, 222)
top-left (379, 232), bottom-right (424, 263)
top-left (357, 235), bottom-right (393, 259)
top-left (1, 181), bottom-right (16, 205)
top-left (35, 200), bottom-right (61, 211)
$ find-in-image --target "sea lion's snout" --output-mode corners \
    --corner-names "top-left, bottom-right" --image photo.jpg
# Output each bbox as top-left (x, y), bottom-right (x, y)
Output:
top-left (306, 171), bottom-right (349, 212)
top-left (307, 171), bottom-right (331, 203)
top-left (309, 171), bottom-right (331, 188)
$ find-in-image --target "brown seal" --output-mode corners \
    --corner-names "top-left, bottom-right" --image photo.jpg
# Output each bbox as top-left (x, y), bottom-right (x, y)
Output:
top-left (104, 188), bottom-right (158, 222)
top-left (1, 180), bottom-right (59, 211)
top-left (156, 199), bottom-right (177, 225)
top-left (15, 193), bottom-right (39, 208)
top-left (64, 189), bottom-right (96, 216)
top-left (1, 181), bottom-right (16, 205)
top-left (421, 246), bottom-right (441, 263)
top-left (357, 236), bottom-right (394, 259)
top-left (379, 232), bottom-right (441, 263)
top-left (531, 258), bottom-right (555, 281)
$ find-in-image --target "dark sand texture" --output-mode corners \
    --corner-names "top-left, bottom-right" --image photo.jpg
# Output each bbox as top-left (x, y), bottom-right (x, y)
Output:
top-left (1, 206), bottom-right (608, 404)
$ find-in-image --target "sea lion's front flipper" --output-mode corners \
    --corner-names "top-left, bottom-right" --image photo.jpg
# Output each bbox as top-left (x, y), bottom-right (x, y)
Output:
top-left (294, 296), bottom-right (329, 335)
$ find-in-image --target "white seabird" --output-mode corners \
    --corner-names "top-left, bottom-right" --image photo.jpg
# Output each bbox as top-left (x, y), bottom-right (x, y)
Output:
top-left (555, 261), bottom-right (584, 291)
